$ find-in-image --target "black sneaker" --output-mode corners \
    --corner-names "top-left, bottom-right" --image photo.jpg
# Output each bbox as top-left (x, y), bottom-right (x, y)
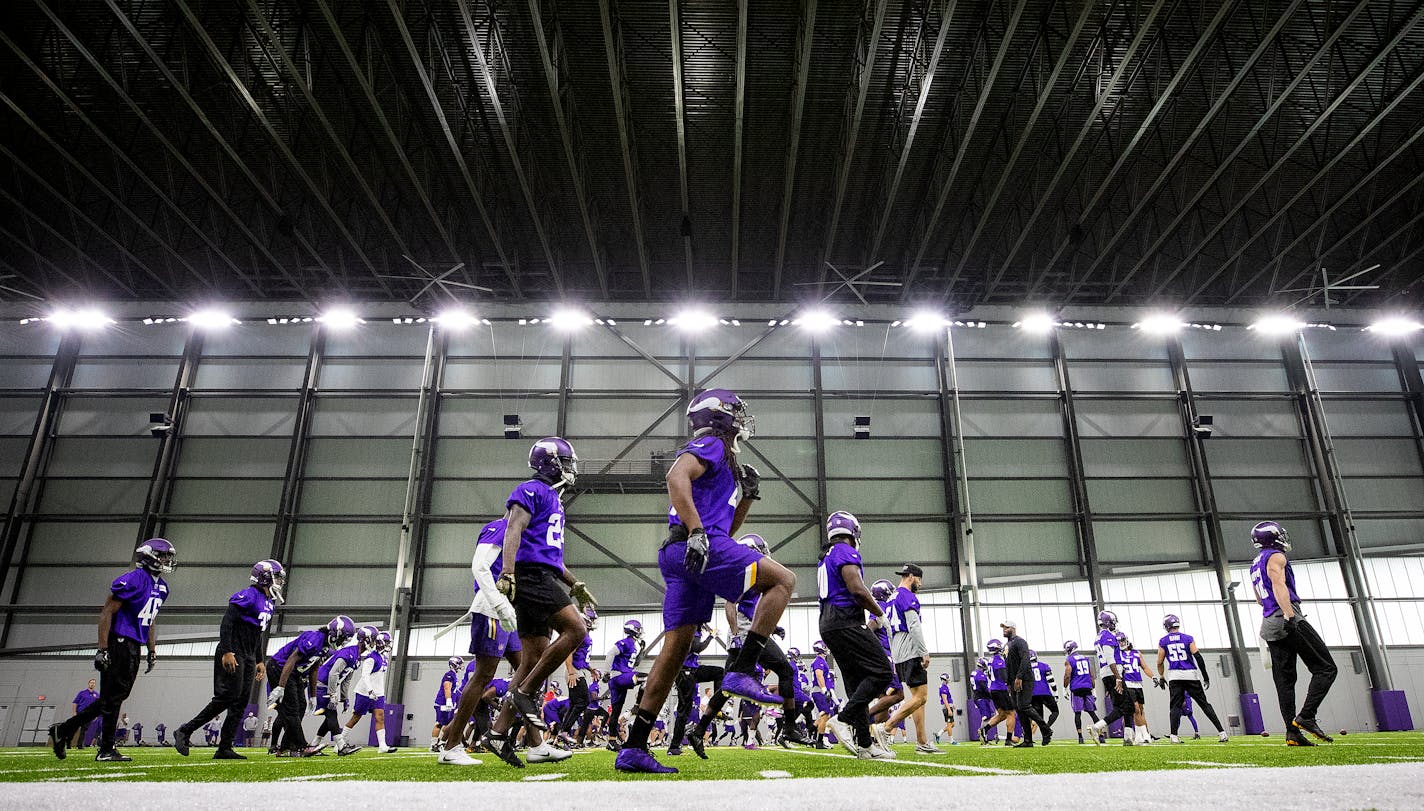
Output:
top-left (688, 733), bottom-right (708, 760)
top-left (174, 728), bottom-right (191, 757)
top-left (47, 724), bottom-right (67, 760)
top-left (1292, 716), bottom-right (1334, 743)
top-left (482, 732), bottom-right (525, 769)
top-left (96, 749), bottom-right (133, 762)
top-left (1013, 740), bottom-right (1035, 748)
top-left (1285, 730), bottom-right (1316, 747)
top-left (605, 739), bottom-right (621, 752)
top-left (213, 749), bottom-right (246, 760)
top-left (506, 689), bottom-right (547, 730)
top-left (666, 745), bottom-right (683, 756)
top-left (780, 727), bottom-right (812, 746)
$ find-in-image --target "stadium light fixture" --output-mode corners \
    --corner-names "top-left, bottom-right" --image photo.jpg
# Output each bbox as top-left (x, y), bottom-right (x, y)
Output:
top-left (792, 310), bottom-right (839, 332)
top-left (1366, 316), bottom-right (1423, 337)
top-left (1134, 312), bottom-right (1186, 335)
top-left (669, 310), bottom-right (719, 332)
top-left (435, 308), bottom-right (480, 330)
top-left (904, 311), bottom-right (950, 333)
top-left (48, 307), bottom-right (115, 331)
top-left (547, 308), bottom-right (593, 331)
top-left (185, 308), bottom-right (239, 330)
top-left (1249, 313), bottom-right (1305, 336)
top-left (317, 308), bottom-right (363, 331)
top-left (1014, 311), bottom-right (1056, 334)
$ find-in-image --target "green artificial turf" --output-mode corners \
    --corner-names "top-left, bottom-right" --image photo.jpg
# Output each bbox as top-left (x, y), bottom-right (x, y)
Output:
top-left (3, 733), bottom-right (1420, 783)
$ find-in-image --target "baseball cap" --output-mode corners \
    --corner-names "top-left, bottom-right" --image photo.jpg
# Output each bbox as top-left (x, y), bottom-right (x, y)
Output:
top-left (896, 563), bottom-right (924, 577)
top-left (1000, 619), bottom-right (1018, 629)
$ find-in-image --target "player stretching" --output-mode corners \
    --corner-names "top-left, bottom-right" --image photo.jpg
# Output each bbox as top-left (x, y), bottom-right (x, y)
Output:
top-left (936, 673), bottom-right (956, 744)
top-left (1156, 614), bottom-right (1228, 743)
top-left (315, 625), bottom-right (379, 755)
top-left (175, 559), bottom-right (280, 760)
top-left (970, 658), bottom-right (996, 743)
top-left (1062, 641), bottom-right (1100, 743)
top-left (556, 610), bottom-right (599, 747)
top-left (614, 390), bottom-right (795, 774)
top-left (1249, 521), bottom-right (1337, 745)
top-left (809, 641), bottom-right (836, 748)
top-left (49, 539), bottom-right (175, 762)
top-left (1090, 611), bottom-right (1136, 745)
top-left (818, 511), bottom-right (894, 759)
top-left (345, 630), bottom-right (398, 752)
top-left (605, 619), bottom-right (645, 748)
top-left (483, 437), bottom-right (597, 767)
top-left (672, 626), bottom-right (723, 756)
top-left (267, 616), bottom-right (354, 757)
top-left (880, 565), bottom-right (937, 754)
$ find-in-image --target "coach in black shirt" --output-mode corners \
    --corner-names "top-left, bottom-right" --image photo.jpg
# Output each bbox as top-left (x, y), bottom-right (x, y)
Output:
top-left (1002, 620), bottom-right (1052, 748)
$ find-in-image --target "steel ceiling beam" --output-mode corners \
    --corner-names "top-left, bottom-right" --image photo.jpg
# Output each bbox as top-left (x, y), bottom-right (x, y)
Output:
top-left (1102, 2), bottom-right (1409, 302)
top-left (527, 0), bottom-right (610, 299)
top-left (669, 0), bottom-right (694, 288)
top-left (730, 0), bottom-right (747, 296)
top-left (982, 0), bottom-right (1168, 299)
top-left (1352, 220), bottom-right (1424, 304)
top-left (170, 0), bottom-right (387, 288)
top-left (772, 0), bottom-right (817, 300)
top-left (816, 0), bottom-right (887, 285)
top-left (382, 0), bottom-right (520, 295)
top-left (100, 0), bottom-right (339, 287)
top-left (938, 0), bottom-right (1095, 297)
top-left (599, 0), bottom-right (654, 297)
top-left (1341, 202), bottom-right (1424, 304)
top-left (454, 0), bottom-right (566, 297)
top-left (0, 191), bottom-right (118, 293)
top-left (1159, 27), bottom-right (1424, 302)
top-left (864, 0), bottom-right (957, 266)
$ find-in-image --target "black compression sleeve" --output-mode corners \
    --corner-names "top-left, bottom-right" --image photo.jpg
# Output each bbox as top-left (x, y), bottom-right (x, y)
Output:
top-left (217, 603), bottom-right (241, 656)
top-left (1192, 651), bottom-right (1208, 675)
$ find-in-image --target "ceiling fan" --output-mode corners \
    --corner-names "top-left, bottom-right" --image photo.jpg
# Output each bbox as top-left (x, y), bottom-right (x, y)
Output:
top-left (793, 260), bottom-right (901, 304)
top-left (375, 256), bottom-right (493, 305)
top-left (1277, 264), bottom-right (1380, 309)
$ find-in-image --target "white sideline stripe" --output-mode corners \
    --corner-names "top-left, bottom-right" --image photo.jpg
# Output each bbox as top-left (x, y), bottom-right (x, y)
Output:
top-left (1373, 756), bottom-right (1424, 761)
top-left (780, 747), bottom-right (1025, 775)
top-left (522, 773), bottom-right (567, 781)
top-left (1168, 761), bottom-right (1253, 768)
top-left (0, 762), bottom-right (214, 776)
top-left (277, 773), bottom-right (356, 782)
top-left (759, 770), bottom-right (793, 779)
top-left (45, 772), bottom-right (143, 782)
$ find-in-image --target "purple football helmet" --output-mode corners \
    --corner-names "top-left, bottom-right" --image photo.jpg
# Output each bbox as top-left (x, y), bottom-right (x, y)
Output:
top-left (826, 510), bottom-right (862, 544)
top-left (940, 672), bottom-right (950, 681)
top-left (136, 538), bottom-right (177, 574)
top-left (813, 640), bottom-right (829, 656)
top-left (1251, 520), bottom-right (1290, 552)
top-left (357, 625), bottom-right (379, 652)
top-left (448, 655), bottom-right (464, 672)
top-left (1097, 610), bottom-right (1118, 631)
top-left (787, 646), bottom-right (801, 660)
top-left (376, 631), bottom-right (393, 652)
top-left (623, 619), bottom-right (643, 639)
top-left (739, 533), bottom-right (769, 555)
top-left (326, 615), bottom-right (356, 647)
top-left (870, 579), bottom-right (895, 602)
top-left (583, 608), bottom-right (597, 630)
top-left (250, 559), bottom-right (286, 604)
top-left (975, 657), bottom-right (989, 671)
top-left (1063, 639), bottom-right (1079, 654)
top-left (1029, 650), bottom-right (1038, 662)
top-left (529, 436), bottom-right (579, 488)
top-left (1162, 613), bottom-right (1181, 631)
top-left (985, 638), bottom-right (1004, 654)
top-left (1114, 631), bottom-right (1132, 651)
top-left (687, 388), bottom-right (754, 441)
top-left (551, 680), bottom-right (562, 696)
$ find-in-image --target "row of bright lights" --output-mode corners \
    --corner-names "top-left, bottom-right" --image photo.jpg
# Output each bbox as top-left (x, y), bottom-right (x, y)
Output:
top-left (17, 306), bottom-right (1424, 338)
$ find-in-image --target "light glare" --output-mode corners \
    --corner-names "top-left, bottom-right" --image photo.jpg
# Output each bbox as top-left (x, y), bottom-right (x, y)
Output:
top-left (905, 312), bottom-right (950, 333)
top-left (1135, 313), bottom-right (1186, 335)
top-left (669, 310), bottom-right (719, 332)
top-left (49, 308), bottom-right (114, 331)
top-left (548, 308), bottom-right (594, 331)
top-left (1015, 312), bottom-right (1056, 334)
top-left (186, 309), bottom-right (238, 330)
top-left (435, 309), bottom-right (480, 330)
top-left (1367, 317), bottom-right (1423, 336)
top-left (1249, 314), bottom-right (1305, 336)
top-left (793, 310), bottom-right (839, 332)
top-left (318, 308), bottom-right (362, 331)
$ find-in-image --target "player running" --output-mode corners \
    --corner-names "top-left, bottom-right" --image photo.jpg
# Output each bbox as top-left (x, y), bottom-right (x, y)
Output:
top-left (809, 640), bottom-right (836, 748)
top-left (979, 638), bottom-right (1014, 745)
top-left (267, 615), bottom-right (355, 757)
top-left (1062, 640), bottom-right (1100, 743)
top-left (1156, 614), bottom-right (1228, 743)
top-left (880, 564), bottom-right (937, 754)
top-left (936, 673), bottom-right (956, 744)
top-left (605, 619), bottom-right (645, 748)
top-left (614, 390), bottom-right (796, 774)
top-left (1090, 610), bottom-right (1136, 745)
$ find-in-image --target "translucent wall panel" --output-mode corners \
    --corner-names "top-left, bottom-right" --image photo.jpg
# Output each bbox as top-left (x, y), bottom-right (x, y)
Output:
top-left (1074, 400), bottom-right (1181, 438)
top-left (1188, 361), bottom-right (1290, 392)
top-left (957, 399), bottom-right (1062, 437)
top-left (563, 397), bottom-right (684, 437)
top-left (183, 397), bottom-right (296, 437)
top-left (974, 521), bottom-right (1079, 564)
top-left (819, 360), bottom-right (937, 392)
top-left (193, 357), bottom-right (308, 390)
top-left (966, 479), bottom-right (1071, 514)
top-left (1094, 520), bottom-right (1202, 563)
top-left (1069, 362), bottom-right (1174, 392)
top-left (1100, 570), bottom-right (1230, 647)
top-left (951, 361), bottom-right (1057, 391)
top-left (310, 398), bottom-right (417, 437)
top-left (1080, 438), bottom-right (1188, 477)
top-left (439, 397), bottom-right (558, 438)
top-left (822, 397), bottom-right (935, 436)
top-left (1202, 399), bottom-right (1300, 437)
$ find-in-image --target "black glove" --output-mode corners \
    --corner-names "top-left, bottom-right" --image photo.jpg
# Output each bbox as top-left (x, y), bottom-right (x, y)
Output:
top-left (94, 649), bottom-right (110, 673)
top-left (145, 649), bottom-right (157, 674)
top-left (1202, 678), bottom-right (1211, 690)
top-left (685, 528), bottom-right (710, 574)
top-left (739, 464), bottom-right (762, 501)
top-left (496, 571), bottom-right (517, 602)
top-left (1285, 615), bottom-right (1302, 634)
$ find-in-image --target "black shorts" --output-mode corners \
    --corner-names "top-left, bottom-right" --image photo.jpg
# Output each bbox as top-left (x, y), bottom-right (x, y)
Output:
top-left (990, 689), bottom-right (1012, 711)
top-left (513, 563), bottom-right (572, 637)
top-left (895, 658), bottom-right (928, 688)
top-left (942, 707), bottom-right (953, 722)
top-left (1128, 687), bottom-right (1145, 706)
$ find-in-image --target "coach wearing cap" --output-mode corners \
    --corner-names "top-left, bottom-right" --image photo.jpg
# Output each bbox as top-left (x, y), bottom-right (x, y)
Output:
top-left (1002, 619), bottom-right (1052, 748)
top-left (880, 564), bottom-right (942, 754)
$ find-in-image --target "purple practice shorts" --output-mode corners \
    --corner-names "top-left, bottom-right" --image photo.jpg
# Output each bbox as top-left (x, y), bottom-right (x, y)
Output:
top-left (887, 661), bottom-right (903, 692)
top-left (314, 689), bottom-right (333, 711)
top-left (608, 670), bottom-right (637, 706)
top-left (812, 692), bottom-right (835, 715)
top-left (1071, 689), bottom-right (1097, 713)
top-left (434, 709), bottom-right (455, 725)
top-left (469, 612), bottom-right (522, 658)
top-left (353, 694), bottom-right (384, 715)
top-left (659, 533), bottom-right (764, 628)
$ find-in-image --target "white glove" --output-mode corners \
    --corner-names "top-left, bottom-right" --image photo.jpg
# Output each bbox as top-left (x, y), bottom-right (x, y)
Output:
top-left (493, 595), bottom-right (518, 634)
top-left (268, 685), bottom-right (285, 707)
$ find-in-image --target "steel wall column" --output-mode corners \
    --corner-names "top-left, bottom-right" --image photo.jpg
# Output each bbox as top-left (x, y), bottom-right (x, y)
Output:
top-left (136, 330), bottom-right (204, 542)
top-left (269, 328), bottom-right (326, 632)
top-left (1389, 344), bottom-right (1424, 477)
top-left (558, 335), bottom-right (573, 437)
top-left (1281, 336), bottom-right (1392, 690)
top-left (1167, 338), bottom-right (1252, 692)
top-left (389, 328), bottom-right (449, 705)
top-left (934, 335), bottom-right (976, 691)
top-left (810, 339), bottom-right (828, 524)
top-left (0, 332), bottom-right (80, 644)
top-left (1050, 333), bottom-right (1104, 611)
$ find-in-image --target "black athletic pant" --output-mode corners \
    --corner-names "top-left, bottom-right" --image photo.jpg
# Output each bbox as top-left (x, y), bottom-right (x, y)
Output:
top-left (1266, 619), bottom-right (1338, 727)
top-left (1168, 680), bottom-right (1224, 735)
top-left (180, 653), bottom-right (256, 749)
top-left (1031, 695), bottom-right (1059, 730)
top-left (1012, 688), bottom-right (1050, 740)
top-left (559, 677), bottom-right (591, 736)
top-left (266, 658), bottom-right (310, 751)
top-left (699, 637), bottom-right (797, 737)
top-left (1100, 676), bottom-right (1135, 728)
top-left (822, 625), bottom-right (893, 747)
top-left (57, 635), bottom-right (140, 751)
top-left (315, 706), bottom-right (343, 740)
top-left (674, 665), bottom-right (724, 745)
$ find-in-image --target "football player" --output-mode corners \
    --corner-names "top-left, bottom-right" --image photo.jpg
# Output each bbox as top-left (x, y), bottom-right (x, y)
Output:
top-left (1089, 610), bottom-right (1136, 745)
top-left (174, 559), bottom-right (282, 760)
top-left (345, 630), bottom-right (398, 752)
top-left (605, 619), bottom-right (645, 749)
top-left (1156, 614), bottom-right (1228, 743)
top-left (880, 564), bottom-right (937, 754)
top-left (809, 640), bottom-right (836, 748)
top-left (864, 578), bottom-right (903, 750)
top-left (432, 655), bottom-right (464, 751)
top-left (483, 437), bottom-right (596, 767)
top-left (266, 615), bottom-right (355, 757)
top-left (1029, 650), bottom-right (1059, 743)
top-left (314, 624), bottom-right (378, 755)
top-left (817, 511), bottom-right (894, 759)
top-left (614, 390), bottom-right (796, 774)
top-left (1249, 521), bottom-right (1337, 745)
top-left (670, 625), bottom-right (722, 756)
top-left (785, 646), bottom-right (817, 746)
top-left (1062, 640), bottom-right (1100, 743)
top-left (970, 657), bottom-right (996, 743)
top-left (49, 539), bottom-right (175, 762)
top-left (1117, 632), bottom-right (1157, 744)
top-left (556, 609), bottom-right (599, 746)
top-left (437, 517), bottom-right (524, 765)
top-left (936, 673), bottom-right (956, 744)
top-left (979, 638), bottom-right (1014, 745)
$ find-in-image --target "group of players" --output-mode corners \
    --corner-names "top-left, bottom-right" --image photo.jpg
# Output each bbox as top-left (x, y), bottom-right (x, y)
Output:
top-left (43, 385), bottom-right (1342, 768)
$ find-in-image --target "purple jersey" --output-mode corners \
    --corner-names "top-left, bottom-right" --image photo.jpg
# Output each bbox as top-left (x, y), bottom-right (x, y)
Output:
top-left (572, 634), bottom-right (593, 671)
top-left (1032, 661), bottom-right (1053, 696)
top-left (74, 689), bottom-right (98, 711)
top-left (109, 569), bottom-right (168, 645)
top-left (667, 435), bottom-right (739, 539)
top-left (271, 629), bottom-right (329, 674)
top-left (1250, 548), bottom-right (1299, 617)
top-left (683, 629), bottom-right (704, 668)
top-left (971, 669), bottom-right (989, 696)
top-left (1159, 632), bottom-right (1196, 672)
top-left (817, 542), bottom-right (864, 629)
top-left (473, 518), bottom-right (509, 595)
top-left (506, 479), bottom-right (566, 571)
top-left (317, 644), bottom-right (361, 684)
top-left (1121, 650), bottom-right (1143, 684)
top-left (434, 669), bottom-right (458, 708)
top-left (611, 637), bottom-right (638, 674)
top-left (488, 678), bottom-right (510, 698)
top-left (888, 588), bottom-right (920, 634)
top-left (988, 654), bottom-right (1007, 691)
top-left (938, 683), bottom-right (952, 706)
top-left (228, 586), bottom-right (273, 630)
top-left (874, 599), bottom-right (892, 655)
top-left (811, 655), bottom-right (836, 692)
top-left (736, 590), bottom-right (761, 626)
top-left (1066, 652), bottom-right (1094, 690)
top-left (1095, 629), bottom-right (1120, 677)
top-left (458, 660), bottom-right (479, 693)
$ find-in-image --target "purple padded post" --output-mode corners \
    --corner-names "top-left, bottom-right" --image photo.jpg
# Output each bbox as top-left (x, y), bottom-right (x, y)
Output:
top-left (1239, 693), bottom-right (1264, 735)
top-left (1372, 690), bottom-right (1414, 732)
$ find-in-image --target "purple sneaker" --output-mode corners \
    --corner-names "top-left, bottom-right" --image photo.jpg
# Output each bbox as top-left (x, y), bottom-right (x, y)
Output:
top-left (614, 747), bottom-right (679, 774)
top-left (720, 671), bottom-right (780, 706)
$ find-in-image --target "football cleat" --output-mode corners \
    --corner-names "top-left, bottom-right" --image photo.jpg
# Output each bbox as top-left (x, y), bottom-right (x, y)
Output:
top-left (687, 734), bottom-right (708, 759)
top-left (666, 745), bottom-right (682, 756)
top-left (212, 749), bottom-right (246, 760)
top-left (827, 717), bottom-right (860, 757)
top-left (871, 723), bottom-right (891, 751)
top-left (1216, 732), bottom-right (1227, 743)
top-left (1292, 716), bottom-right (1334, 743)
top-left (864, 742), bottom-right (896, 760)
top-left (526, 741), bottom-right (572, 763)
top-left (1285, 730), bottom-right (1316, 747)
top-left (506, 689), bottom-right (547, 730)
top-left (336, 743), bottom-right (363, 756)
top-left (615, 747), bottom-right (678, 774)
top-left (1012, 740), bottom-right (1035, 748)
top-left (47, 724), bottom-right (67, 760)
top-left (379, 745), bottom-right (400, 754)
top-left (720, 671), bottom-right (781, 706)
top-left (173, 729), bottom-right (191, 757)
top-left (780, 726), bottom-right (812, 746)
top-left (437, 745), bottom-right (481, 766)
top-left (302, 743), bottom-right (328, 757)
top-left (482, 732), bottom-right (525, 768)
top-left (95, 750), bottom-right (132, 762)
top-left (1169, 735), bottom-right (1182, 744)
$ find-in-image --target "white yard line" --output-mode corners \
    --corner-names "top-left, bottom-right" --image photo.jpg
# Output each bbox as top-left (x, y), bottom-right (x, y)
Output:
top-left (44, 772), bottom-right (144, 782)
top-left (779, 747), bottom-right (1025, 775)
top-left (522, 773), bottom-right (567, 781)
top-left (276, 773), bottom-right (357, 782)
top-left (1167, 760), bottom-right (1253, 768)
top-left (759, 770), bottom-right (793, 779)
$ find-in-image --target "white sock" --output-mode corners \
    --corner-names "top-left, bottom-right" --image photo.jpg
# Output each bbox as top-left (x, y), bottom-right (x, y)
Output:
top-left (335, 732), bottom-right (346, 748)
